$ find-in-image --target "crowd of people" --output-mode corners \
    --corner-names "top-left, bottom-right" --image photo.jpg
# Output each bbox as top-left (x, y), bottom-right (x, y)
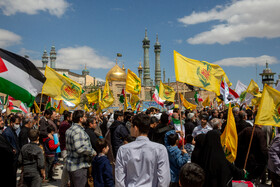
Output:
top-left (0, 104), bottom-right (279, 187)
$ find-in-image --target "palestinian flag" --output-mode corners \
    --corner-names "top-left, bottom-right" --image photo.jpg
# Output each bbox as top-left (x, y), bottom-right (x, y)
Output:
top-left (194, 91), bottom-right (203, 104)
top-left (119, 88), bottom-right (125, 103)
top-left (0, 48), bottom-right (46, 107)
top-left (152, 85), bottom-right (165, 107)
top-left (8, 100), bottom-right (23, 113)
top-left (20, 103), bottom-right (28, 113)
top-left (46, 97), bottom-right (51, 109)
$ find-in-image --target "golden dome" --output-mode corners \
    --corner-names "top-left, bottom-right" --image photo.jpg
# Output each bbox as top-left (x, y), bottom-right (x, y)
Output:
top-left (106, 64), bottom-right (126, 82)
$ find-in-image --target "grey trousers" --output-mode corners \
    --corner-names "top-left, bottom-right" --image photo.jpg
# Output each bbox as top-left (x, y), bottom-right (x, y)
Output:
top-left (23, 175), bottom-right (42, 187)
top-left (69, 168), bottom-right (87, 187)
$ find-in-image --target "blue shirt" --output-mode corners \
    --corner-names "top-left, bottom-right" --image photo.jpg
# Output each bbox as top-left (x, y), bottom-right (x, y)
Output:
top-left (192, 124), bottom-right (212, 137)
top-left (115, 136), bottom-right (170, 187)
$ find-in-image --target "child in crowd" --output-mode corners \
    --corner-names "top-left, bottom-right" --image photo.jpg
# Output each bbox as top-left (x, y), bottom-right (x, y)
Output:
top-left (184, 135), bottom-right (195, 163)
top-left (165, 130), bottom-right (190, 187)
top-left (18, 129), bottom-right (46, 186)
top-left (92, 139), bottom-right (114, 187)
top-left (43, 125), bottom-right (59, 181)
top-left (179, 163), bottom-right (205, 187)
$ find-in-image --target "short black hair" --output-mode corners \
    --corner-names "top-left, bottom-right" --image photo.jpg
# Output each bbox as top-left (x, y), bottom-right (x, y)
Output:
top-left (167, 133), bottom-right (179, 146)
top-left (186, 135), bottom-right (194, 144)
top-left (63, 111), bottom-right (71, 121)
top-left (47, 125), bottom-right (55, 133)
top-left (95, 139), bottom-right (108, 154)
top-left (150, 116), bottom-right (159, 124)
top-left (114, 111), bottom-right (123, 121)
top-left (199, 112), bottom-right (208, 121)
top-left (132, 113), bottom-right (150, 134)
top-left (179, 163), bottom-right (205, 187)
top-left (72, 110), bottom-right (84, 123)
top-left (44, 109), bottom-right (53, 116)
top-left (29, 129), bottom-right (39, 141)
top-left (85, 117), bottom-right (96, 128)
top-left (160, 112), bottom-right (169, 124)
top-left (146, 109), bottom-right (151, 115)
top-left (10, 115), bottom-right (20, 123)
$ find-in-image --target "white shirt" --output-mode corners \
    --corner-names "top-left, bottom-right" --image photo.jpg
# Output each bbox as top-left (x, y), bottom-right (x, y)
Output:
top-left (115, 136), bottom-right (170, 187)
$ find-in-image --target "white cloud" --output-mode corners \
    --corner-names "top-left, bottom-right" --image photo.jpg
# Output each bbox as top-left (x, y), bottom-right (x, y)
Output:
top-left (0, 28), bottom-right (21, 48)
top-left (214, 55), bottom-right (278, 67)
top-left (0, 0), bottom-right (70, 17)
top-left (174, 39), bottom-right (183, 44)
top-left (178, 0), bottom-right (280, 44)
top-left (56, 46), bottom-right (115, 70)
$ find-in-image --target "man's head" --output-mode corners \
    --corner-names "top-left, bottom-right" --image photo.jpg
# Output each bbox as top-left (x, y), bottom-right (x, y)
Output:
top-left (232, 107), bottom-right (240, 116)
top-left (131, 113), bottom-right (150, 137)
top-left (246, 109), bottom-right (253, 120)
top-left (239, 111), bottom-right (247, 121)
top-left (179, 163), bottom-right (205, 187)
top-left (10, 116), bottom-right (21, 130)
top-left (211, 118), bottom-right (222, 130)
top-left (167, 133), bottom-right (179, 146)
top-left (150, 116), bottom-right (159, 129)
top-left (187, 113), bottom-right (195, 121)
top-left (160, 112), bottom-right (169, 125)
top-left (0, 117), bottom-right (4, 132)
top-left (44, 109), bottom-right (53, 119)
top-left (211, 109), bottom-right (218, 118)
top-left (63, 111), bottom-right (71, 121)
top-left (114, 111), bottom-right (124, 122)
top-left (50, 110), bottom-right (56, 120)
top-left (29, 129), bottom-right (39, 142)
top-left (23, 118), bottom-right (34, 129)
top-left (199, 113), bottom-right (208, 127)
top-left (72, 110), bottom-right (85, 124)
top-left (86, 117), bottom-right (97, 129)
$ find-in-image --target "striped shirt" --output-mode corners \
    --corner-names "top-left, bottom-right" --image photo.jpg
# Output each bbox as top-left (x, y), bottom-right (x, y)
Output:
top-left (66, 123), bottom-right (96, 172)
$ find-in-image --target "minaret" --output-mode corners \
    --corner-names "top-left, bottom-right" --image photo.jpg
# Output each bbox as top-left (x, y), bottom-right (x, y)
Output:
top-left (163, 68), bottom-right (166, 83)
top-left (42, 49), bottom-right (48, 68)
top-left (142, 28), bottom-right (151, 87)
top-left (154, 34), bottom-right (161, 86)
top-left (82, 64), bottom-right (90, 76)
top-left (259, 62), bottom-right (276, 88)
top-left (50, 45), bottom-right (57, 68)
top-left (138, 61), bottom-right (143, 84)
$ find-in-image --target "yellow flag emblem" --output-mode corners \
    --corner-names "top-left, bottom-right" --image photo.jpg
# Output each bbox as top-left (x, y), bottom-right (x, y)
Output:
top-left (126, 69), bottom-right (141, 95)
top-left (100, 79), bottom-right (114, 109)
top-left (159, 81), bottom-right (175, 102)
top-left (179, 93), bottom-right (196, 110)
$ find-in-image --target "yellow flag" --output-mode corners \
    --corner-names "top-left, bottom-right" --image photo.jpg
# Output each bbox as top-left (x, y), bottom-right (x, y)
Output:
top-left (84, 104), bottom-right (89, 112)
top-left (159, 81), bottom-right (175, 102)
top-left (86, 89), bottom-right (101, 103)
top-left (174, 50), bottom-right (231, 95)
top-left (42, 66), bottom-right (82, 105)
top-left (255, 85), bottom-right (280, 127)
top-left (130, 94), bottom-right (140, 111)
top-left (246, 79), bottom-right (262, 97)
top-left (59, 101), bottom-right (68, 114)
top-left (33, 101), bottom-right (40, 113)
top-left (202, 96), bottom-right (210, 107)
top-left (221, 103), bottom-right (238, 163)
top-left (180, 93), bottom-right (197, 110)
top-left (100, 79), bottom-right (114, 109)
top-left (124, 93), bottom-right (128, 111)
top-left (216, 96), bottom-right (223, 105)
top-left (126, 69), bottom-right (141, 95)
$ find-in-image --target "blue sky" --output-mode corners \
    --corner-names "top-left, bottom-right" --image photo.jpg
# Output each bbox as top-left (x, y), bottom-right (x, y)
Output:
top-left (0, 0), bottom-right (279, 89)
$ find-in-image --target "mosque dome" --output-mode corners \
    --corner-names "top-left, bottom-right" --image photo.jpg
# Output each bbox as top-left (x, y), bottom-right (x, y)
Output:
top-left (106, 64), bottom-right (126, 81)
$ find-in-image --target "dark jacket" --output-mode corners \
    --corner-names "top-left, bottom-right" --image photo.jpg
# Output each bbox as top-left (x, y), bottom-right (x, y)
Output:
top-left (236, 119), bottom-right (251, 134)
top-left (184, 120), bottom-right (195, 136)
top-left (109, 120), bottom-right (130, 158)
top-left (2, 126), bottom-right (20, 155)
top-left (59, 120), bottom-right (71, 151)
top-left (153, 123), bottom-right (173, 145)
top-left (19, 126), bottom-right (30, 149)
top-left (0, 134), bottom-right (16, 187)
top-left (236, 126), bottom-right (268, 180)
top-left (18, 142), bottom-right (45, 177)
top-left (85, 128), bottom-right (98, 151)
top-left (92, 155), bottom-right (114, 187)
top-left (39, 117), bottom-right (49, 139)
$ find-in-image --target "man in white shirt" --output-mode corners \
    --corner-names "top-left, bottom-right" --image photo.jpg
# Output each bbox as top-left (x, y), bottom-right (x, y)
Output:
top-left (115, 113), bottom-right (171, 187)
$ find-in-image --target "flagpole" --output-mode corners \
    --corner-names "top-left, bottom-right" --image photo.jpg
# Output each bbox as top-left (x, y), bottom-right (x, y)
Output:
top-left (243, 125), bottom-right (256, 169)
top-left (176, 81), bottom-right (185, 150)
top-left (39, 93), bottom-right (43, 113)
